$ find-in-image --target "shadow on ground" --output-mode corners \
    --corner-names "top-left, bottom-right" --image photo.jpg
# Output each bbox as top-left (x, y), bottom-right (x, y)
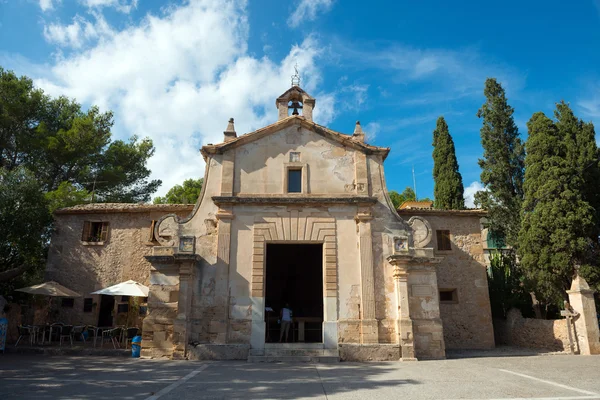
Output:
top-left (188, 361), bottom-right (420, 399)
top-left (0, 355), bottom-right (421, 399)
top-left (446, 345), bottom-right (567, 359)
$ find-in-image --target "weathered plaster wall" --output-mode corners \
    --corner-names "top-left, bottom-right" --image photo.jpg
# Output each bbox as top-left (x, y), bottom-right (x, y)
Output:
top-left (233, 126), bottom-right (357, 195)
top-left (400, 212), bottom-right (495, 350)
top-left (45, 205), bottom-right (192, 326)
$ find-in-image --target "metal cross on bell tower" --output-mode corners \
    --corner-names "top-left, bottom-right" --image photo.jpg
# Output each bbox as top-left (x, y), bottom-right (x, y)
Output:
top-left (291, 63), bottom-right (301, 87)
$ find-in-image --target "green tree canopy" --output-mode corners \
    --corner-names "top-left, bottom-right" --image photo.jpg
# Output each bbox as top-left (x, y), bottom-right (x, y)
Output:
top-left (0, 67), bottom-right (162, 284)
top-left (154, 178), bottom-right (204, 204)
top-left (475, 78), bottom-right (525, 248)
top-left (519, 106), bottom-right (598, 304)
top-left (0, 167), bottom-right (52, 284)
top-left (388, 186), bottom-right (432, 209)
top-left (432, 116), bottom-right (465, 210)
top-left (0, 68), bottom-right (161, 205)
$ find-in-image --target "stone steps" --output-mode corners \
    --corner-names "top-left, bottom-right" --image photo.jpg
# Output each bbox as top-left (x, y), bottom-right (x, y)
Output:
top-left (247, 355), bottom-right (340, 363)
top-left (248, 344), bottom-right (340, 363)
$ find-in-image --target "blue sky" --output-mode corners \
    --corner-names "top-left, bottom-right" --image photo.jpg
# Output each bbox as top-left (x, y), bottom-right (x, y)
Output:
top-left (1, 0), bottom-right (600, 203)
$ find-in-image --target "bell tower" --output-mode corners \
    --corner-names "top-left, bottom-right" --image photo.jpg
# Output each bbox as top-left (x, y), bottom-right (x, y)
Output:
top-left (276, 66), bottom-right (315, 121)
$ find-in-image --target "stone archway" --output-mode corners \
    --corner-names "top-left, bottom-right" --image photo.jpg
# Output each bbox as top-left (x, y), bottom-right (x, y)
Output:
top-left (249, 210), bottom-right (338, 351)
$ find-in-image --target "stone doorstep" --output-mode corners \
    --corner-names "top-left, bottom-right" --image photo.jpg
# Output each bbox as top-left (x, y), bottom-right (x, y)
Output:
top-left (250, 348), bottom-right (339, 357)
top-left (247, 355), bottom-right (340, 363)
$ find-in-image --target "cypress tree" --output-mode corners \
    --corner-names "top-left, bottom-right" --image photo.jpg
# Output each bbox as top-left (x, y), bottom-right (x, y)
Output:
top-left (475, 78), bottom-right (525, 247)
top-left (432, 116), bottom-right (465, 209)
top-left (519, 109), bottom-right (596, 303)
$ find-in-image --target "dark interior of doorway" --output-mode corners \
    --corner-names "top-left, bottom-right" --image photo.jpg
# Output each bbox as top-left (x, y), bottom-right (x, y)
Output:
top-left (265, 243), bottom-right (323, 343)
top-left (98, 295), bottom-right (115, 327)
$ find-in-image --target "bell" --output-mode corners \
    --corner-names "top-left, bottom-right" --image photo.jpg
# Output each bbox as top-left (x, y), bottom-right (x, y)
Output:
top-left (290, 100), bottom-right (303, 116)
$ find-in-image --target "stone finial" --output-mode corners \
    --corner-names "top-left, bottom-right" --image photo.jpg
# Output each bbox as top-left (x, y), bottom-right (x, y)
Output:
top-left (353, 120), bottom-right (365, 142)
top-left (223, 118), bottom-right (236, 142)
top-left (570, 273), bottom-right (591, 292)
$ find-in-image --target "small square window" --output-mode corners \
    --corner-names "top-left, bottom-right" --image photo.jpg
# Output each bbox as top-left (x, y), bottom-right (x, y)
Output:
top-left (436, 230), bottom-right (452, 251)
top-left (117, 303), bottom-right (129, 313)
top-left (61, 298), bottom-right (74, 308)
top-left (82, 221), bottom-right (109, 242)
top-left (290, 152), bottom-right (301, 162)
top-left (439, 289), bottom-right (458, 303)
top-left (83, 298), bottom-right (93, 313)
top-left (288, 169), bottom-right (302, 193)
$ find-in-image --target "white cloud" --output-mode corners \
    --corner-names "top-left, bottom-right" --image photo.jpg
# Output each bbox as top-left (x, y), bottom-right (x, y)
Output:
top-left (43, 13), bottom-right (113, 49)
top-left (288, 0), bottom-right (334, 28)
top-left (35, 0), bottom-right (333, 197)
top-left (464, 181), bottom-right (484, 208)
top-left (333, 40), bottom-right (525, 101)
top-left (80, 0), bottom-right (138, 13)
top-left (364, 122), bottom-right (379, 142)
top-left (39, 0), bottom-right (60, 11)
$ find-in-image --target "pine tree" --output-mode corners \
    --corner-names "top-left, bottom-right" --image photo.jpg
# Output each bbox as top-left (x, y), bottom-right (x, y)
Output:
top-left (432, 116), bottom-right (465, 210)
top-left (475, 78), bottom-right (525, 247)
top-left (519, 109), bottom-right (596, 303)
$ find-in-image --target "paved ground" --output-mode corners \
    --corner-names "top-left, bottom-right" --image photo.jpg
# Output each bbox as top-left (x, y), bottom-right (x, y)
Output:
top-left (1, 353), bottom-right (599, 400)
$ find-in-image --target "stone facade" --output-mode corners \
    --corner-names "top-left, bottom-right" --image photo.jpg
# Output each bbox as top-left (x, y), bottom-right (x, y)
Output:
top-left (396, 209), bottom-right (495, 350)
top-left (45, 204), bottom-right (193, 326)
top-left (44, 86), bottom-right (496, 361)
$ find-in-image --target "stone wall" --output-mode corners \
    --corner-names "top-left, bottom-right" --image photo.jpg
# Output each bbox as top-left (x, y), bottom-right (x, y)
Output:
top-left (399, 210), bottom-right (495, 350)
top-left (45, 204), bottom-right (192, 327)
top-left (494, 308), bottom-right (570, 352)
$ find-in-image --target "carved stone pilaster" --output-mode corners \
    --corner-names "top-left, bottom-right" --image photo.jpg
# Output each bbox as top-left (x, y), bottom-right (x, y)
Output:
top-left (355, 208), bottom-right (377, 344)
top-left (388, 253), bottom-right (445, 361)
top-left (173, 261), bottom-right (195, 359)
top-left (214, 207), bottom-right (234, 344)
top-left (390, 260), bottom-right (416, 361)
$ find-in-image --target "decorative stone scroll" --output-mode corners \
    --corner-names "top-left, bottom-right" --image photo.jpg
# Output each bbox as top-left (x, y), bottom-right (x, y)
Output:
top-left (408, 216), bottom-right (432, 248)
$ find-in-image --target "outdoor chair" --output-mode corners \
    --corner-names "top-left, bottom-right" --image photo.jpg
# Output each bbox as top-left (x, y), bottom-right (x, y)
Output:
top-left (71, 325), bottom-right (86, 343)
top-left (59, 325), bottom-right (74, 347)
top-left (15, 325), bottom-right (33, 347)
top-left (124, 327), bottom-right (139, 349)
top-left (86, 325), bottom-right (98, 347)
top-left (101, 327), bottom-right (123, 349)
top-left (49, 323), bottom-right (64, 343)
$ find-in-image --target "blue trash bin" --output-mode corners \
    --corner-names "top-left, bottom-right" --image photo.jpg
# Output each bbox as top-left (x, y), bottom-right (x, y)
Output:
top-left (131, 336), bottom-right (141, 358)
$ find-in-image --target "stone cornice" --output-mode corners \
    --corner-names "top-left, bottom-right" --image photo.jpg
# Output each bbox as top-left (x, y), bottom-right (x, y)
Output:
top-left (145, 254), bottom-right (203, 264)
top-left (387, 253), bottom-right (444, 267)
top-left (201, 116), bottom-right (390, 160)
top-left (212, 195), bottom-right (378, 206)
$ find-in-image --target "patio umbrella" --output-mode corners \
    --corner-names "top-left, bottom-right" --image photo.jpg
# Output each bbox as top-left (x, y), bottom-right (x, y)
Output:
top-left (15, 281), bottom-right (81, 297)
top-left (92, 280), bottom-right (149, 328)
top-left (91, 280), bottom-right (149, 297)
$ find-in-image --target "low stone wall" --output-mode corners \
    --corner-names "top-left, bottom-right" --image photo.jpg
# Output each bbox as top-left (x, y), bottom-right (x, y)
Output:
top-left (493, 308), bottom-right (570, 352)
top-left (338, 344), bottom-right (401, 361)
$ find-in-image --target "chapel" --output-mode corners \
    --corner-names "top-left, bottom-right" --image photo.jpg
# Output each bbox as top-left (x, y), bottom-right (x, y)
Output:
top-left (45, 83), bottom-right (495, 361)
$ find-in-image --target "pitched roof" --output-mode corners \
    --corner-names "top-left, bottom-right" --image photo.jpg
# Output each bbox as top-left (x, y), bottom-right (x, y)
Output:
top-left (201, 115), bottom-right (390, 160)
top-left (276, 86), bottom-right (315, 103)
top-left (398, 200), bottom-right (434, 210)
top-left (396, 208), bottom-right (487, 217)
top-left (54, 203), bottom-right (194, 215)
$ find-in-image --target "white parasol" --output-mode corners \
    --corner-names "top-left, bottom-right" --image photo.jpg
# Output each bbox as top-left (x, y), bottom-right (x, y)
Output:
top-left (91, 280), bottom-right (149, 297)
top-left (16, 281), bottom-right (81, 297)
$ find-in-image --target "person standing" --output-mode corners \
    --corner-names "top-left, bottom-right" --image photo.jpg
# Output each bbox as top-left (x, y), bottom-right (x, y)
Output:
top-left (279, 303), bottom-right (292, 343)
